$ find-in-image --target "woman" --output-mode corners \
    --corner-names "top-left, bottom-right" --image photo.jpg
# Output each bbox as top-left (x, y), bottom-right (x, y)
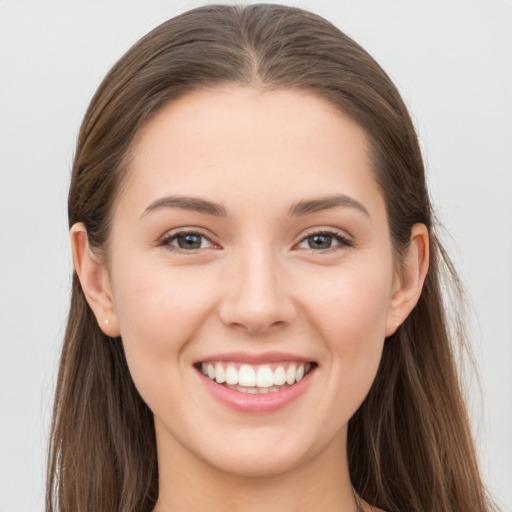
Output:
top-left (46, 4), bottom-right (496, 511)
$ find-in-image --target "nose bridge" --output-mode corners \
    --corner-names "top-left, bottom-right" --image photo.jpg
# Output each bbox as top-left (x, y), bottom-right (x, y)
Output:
top-left (219, 240), bottom-right (294, 333)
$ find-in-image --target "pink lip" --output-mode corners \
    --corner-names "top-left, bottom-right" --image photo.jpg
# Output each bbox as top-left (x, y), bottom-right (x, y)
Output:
top-left (194, 351), bottom-right (314, 365)
top-left (196, 366), bottom-right (316, 414)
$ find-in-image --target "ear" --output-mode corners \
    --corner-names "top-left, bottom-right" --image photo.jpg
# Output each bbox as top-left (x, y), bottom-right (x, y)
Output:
top-left (385, 223), bottom-right (429, 336)
top-left (70, 222), bottom-right (120, 337)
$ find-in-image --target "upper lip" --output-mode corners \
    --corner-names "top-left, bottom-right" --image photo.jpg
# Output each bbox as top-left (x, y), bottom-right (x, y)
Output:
top-left (194, 351), bottom-right (316, 365)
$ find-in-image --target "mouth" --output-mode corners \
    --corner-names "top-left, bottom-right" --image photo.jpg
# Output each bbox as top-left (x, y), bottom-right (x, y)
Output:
top-left (193, 360), bottom-right (317, 395)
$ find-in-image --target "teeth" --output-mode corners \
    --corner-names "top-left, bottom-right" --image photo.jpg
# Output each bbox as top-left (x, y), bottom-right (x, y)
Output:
top-left (215, 363), bottom-right (225, 384)
top-left (274, 366), bottom-right (286, 385)
top-left (286, 365), bottom-right (296, 385)
top-left (199, 361), bottom-right (312, 390)
top-left (239, 365), bottom-right (256, 387)
top-left (225, 383), bottom-right (290, 394)
top-left (256, 366), bottom-right (274, 387)
top-left (225, 365), bottom-right (238, 385)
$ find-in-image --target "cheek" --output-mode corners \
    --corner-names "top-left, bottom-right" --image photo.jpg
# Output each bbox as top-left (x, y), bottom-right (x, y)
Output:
top-left (297, 259), bottom-right (393, 381)
top-left (109, 258), bottom-right (216, 385)
top-left (304, 260), bottom-right (392, 335)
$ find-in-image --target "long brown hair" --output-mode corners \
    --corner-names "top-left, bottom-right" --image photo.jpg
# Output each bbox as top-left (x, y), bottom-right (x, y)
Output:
top-left (47, 4), bottom-right (495, 511)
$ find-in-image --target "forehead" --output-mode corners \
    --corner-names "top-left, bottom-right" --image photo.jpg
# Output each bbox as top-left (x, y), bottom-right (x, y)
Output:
top-left (118, 86), bottom-right (385, 218)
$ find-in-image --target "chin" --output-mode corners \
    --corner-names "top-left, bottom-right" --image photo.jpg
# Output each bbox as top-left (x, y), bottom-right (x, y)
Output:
top-left (180, 419), bottom-right (338, 480)
top-left (201, 444), bottom-right (310, 479)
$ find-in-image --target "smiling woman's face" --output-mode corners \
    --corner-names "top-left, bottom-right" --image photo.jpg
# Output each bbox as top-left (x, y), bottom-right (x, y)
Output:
top-left (76, 86), bottom-right (417, 479)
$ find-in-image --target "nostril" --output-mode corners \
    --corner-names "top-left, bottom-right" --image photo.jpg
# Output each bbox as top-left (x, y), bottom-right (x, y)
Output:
top-left (244, 319), bottom-right (287, 334)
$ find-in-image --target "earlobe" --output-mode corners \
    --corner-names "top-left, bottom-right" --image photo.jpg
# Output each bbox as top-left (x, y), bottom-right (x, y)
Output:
top-left (70, 223), bottom-right (120, 337)
top-left (385, 223), bottom-right (429, 337)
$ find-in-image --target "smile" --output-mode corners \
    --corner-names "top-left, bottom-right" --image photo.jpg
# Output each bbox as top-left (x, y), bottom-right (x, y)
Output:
top-left (194, 357), bottom-right (317, 413)
top-left (198, 361), bottom-right (314, 393)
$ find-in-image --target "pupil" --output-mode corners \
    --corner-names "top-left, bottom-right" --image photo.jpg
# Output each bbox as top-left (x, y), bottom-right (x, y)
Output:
top-left (178, 234), bottom-right (201, 249)
top-left (309, 234), bottom-right (332, 249)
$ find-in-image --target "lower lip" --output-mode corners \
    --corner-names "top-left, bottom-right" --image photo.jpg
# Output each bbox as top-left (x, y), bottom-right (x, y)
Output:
top-left (197, 369), bottom-right (315, 414)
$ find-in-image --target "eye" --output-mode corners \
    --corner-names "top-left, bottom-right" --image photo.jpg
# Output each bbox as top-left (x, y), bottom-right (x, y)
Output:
top-left (296, 231), bottom-right (352, 251)
top-left (161, 231), bottom-right (216, 251)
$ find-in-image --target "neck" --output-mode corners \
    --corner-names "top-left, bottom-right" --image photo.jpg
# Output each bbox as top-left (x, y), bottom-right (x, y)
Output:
top-left (153, 426), bottom-right (359, 512)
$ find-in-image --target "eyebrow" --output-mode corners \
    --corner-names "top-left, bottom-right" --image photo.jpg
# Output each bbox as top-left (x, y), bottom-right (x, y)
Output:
top-left (288, 194), bottom-right (370, 217)
top-left (142, 196), bottom-right (227, 217)
top-left (141, 193), bottom-right (369, 218)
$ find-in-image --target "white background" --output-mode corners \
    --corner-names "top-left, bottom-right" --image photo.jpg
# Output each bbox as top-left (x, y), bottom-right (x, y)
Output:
top-left (0, 1), bottom-right (511, 511)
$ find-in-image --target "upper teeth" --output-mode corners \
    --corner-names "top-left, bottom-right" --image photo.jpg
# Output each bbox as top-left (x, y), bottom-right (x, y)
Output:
top-left (200, 362), bottom-right (311, 387)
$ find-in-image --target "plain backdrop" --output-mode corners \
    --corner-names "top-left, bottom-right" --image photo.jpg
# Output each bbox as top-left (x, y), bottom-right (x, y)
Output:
top-left (1, 1), bottom-right (511, 511)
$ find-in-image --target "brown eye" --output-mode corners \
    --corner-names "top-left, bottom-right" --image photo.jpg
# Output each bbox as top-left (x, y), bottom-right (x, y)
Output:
top-left (177, 234), bottom-right (203, 249)
top-left (296, 231), bottom-right (352, 251)
top-left (163, 232), bottom-right (215, 250)
top-left (307, 234), bottom-right (334, 249)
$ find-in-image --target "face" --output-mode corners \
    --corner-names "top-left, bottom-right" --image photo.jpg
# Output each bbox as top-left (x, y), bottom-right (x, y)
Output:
top-left (103, 87), bottom-right (401, 477)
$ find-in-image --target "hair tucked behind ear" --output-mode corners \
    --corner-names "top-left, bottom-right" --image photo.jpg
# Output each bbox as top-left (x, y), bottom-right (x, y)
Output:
top-left (47, 4), bottom-right (497, 511)
top-left (47, 276), bottom-right (158, 511)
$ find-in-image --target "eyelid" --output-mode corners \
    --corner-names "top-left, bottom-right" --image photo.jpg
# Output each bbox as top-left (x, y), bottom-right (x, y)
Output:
top-left (294, 227), bottom-right (354, 251)
top-left (157, 226), bottom-right (353, 252)
top-left (158, 227), bottom-right (221, 251)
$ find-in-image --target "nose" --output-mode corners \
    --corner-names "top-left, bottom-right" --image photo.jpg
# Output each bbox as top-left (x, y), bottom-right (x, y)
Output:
top-left (218, 246), bottom-right (296, 334)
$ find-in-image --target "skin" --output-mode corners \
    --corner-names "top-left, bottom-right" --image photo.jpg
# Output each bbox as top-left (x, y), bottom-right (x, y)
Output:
top-left (72, 87), bottom-right (429, 512)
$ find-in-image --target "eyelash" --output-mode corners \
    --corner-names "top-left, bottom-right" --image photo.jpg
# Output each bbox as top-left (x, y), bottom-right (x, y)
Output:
top-left (159, 230), bottom-right (218, 252)
top-left (296, 230), bottom-right (353, 253)
top-left (159, 229), bottom-right (353, 253)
